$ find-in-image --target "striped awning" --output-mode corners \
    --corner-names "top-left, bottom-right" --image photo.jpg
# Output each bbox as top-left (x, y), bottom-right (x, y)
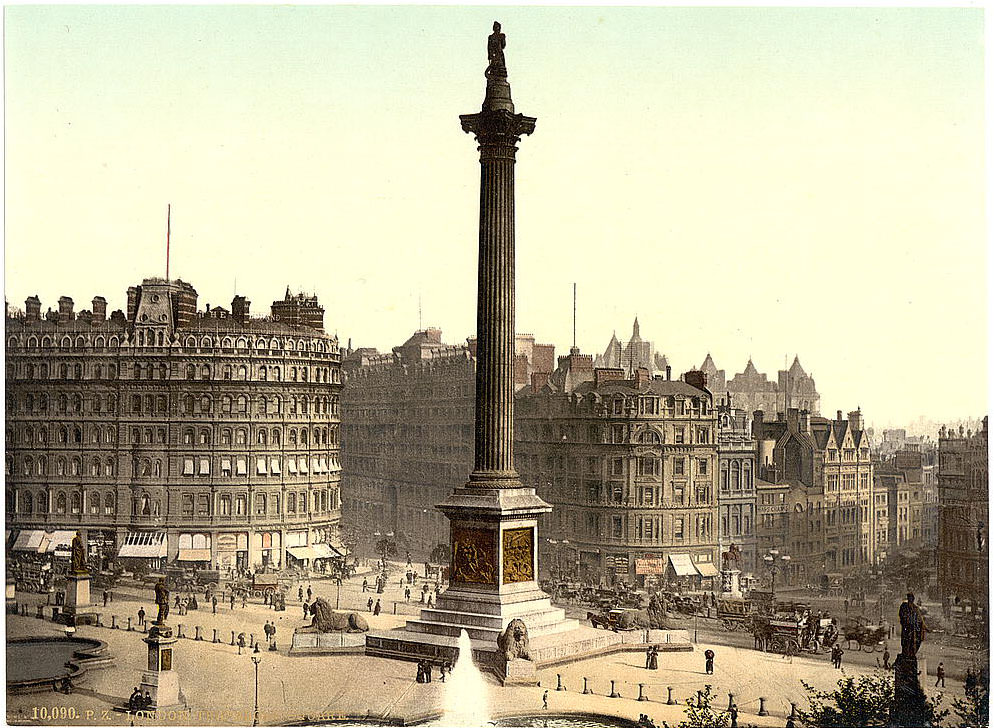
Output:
top-left (311, 543), bottom-right (339, 559)
top-left (118, 532), bottom-right (167, 558)
top-left (47, 531), bottom-right (77, 555)
top-left (286, 546), bottom-right (317, 561)
top-left (668, 553), bottom-right (698, 577)
top-left (12, 530), bottom-right (48, 552)
top-left (177, 549), bottom-right (212, 562)
top-left (694, 560), bottom-right (720, 578)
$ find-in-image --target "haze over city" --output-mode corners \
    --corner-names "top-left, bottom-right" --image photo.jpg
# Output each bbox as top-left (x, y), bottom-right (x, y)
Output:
top-left (5, 6), bottom-right (985, 425)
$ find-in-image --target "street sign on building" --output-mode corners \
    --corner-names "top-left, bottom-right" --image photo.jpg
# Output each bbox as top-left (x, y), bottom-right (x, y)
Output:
top-left (636, 557), bottom-right (665, 575)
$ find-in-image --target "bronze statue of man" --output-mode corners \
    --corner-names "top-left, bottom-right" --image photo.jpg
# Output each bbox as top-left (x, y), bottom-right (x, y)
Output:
top-left (898, 592), bottom-right (926, 657)
top-left (486, 21), bottom-right (506, 77)
top-left (70, 531), bottom-right (87, 574)
top-left (154, 578), bottom-right (170, 625)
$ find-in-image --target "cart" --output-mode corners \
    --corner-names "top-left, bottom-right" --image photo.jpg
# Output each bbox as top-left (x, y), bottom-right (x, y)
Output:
top-left (718, 598), bottom-right (754, 632)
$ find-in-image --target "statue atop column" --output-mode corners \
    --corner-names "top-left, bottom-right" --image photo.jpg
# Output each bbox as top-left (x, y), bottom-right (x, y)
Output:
top-left (70, 531), bottom-right (88, 575)
top-left (486, 21), bottom-right (507, 78)
top-left (898, 592), bottom-right (926, 657)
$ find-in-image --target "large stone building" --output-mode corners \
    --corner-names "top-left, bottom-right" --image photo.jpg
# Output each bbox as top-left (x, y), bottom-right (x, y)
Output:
top-left (701, 355), bottom-right (820, 416)
top-left (340, 329), bottom-right (553, 557)
top-left (5, 279), bottom-right (343, 571)
top-left (754, 408), bottom-right (874, 584)
top-left (593, 318), bottom-right (669, 377)
top-left (716, 402), bottom-right (758, 574)
top-left (516, 352), bottom-right (720, 587)
top-left (937, 417), bottom-right (988, 631)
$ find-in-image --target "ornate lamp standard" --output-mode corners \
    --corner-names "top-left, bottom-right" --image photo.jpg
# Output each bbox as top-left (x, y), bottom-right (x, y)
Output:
top-left (763, 548), bottom-right (791, 609)
top-left (250, 645), bottom-right (261, 727)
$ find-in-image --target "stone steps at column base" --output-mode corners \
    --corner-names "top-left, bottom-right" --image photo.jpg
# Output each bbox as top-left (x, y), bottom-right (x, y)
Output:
top-left (404, 614), bottom-right (579, 642)
top-left (413, 604), bottom-right (571, 633)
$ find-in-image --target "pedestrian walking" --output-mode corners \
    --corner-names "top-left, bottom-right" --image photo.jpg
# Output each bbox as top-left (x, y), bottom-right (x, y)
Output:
top-left (367, 597), bottom-right (374, 612)
top-left (242, 594), bottom-right (247, 609)
top-left (729, 703), bottom-right (738, 728)
top-left (303, 600), bottom-right (310, 618)
top-left (883, 648), bottom-right (890, 670)
top-left (374, 599), bottom-right (381, 616)
top-left (212, 596), bottom-right (217, 614)
top-left (424, 661), bottom-right (432, 683)
top-left (137, 607), bottom-right (145, 626)
top-left (237, 633), bottom-right (246, 655)
top-left (542, 690), bottom-right (549, 710)
top-left (405, 588), bottom-right (411, 602)
top-left (230, 593), bottom-right (236, 610)
top-left (427, 594), bottom-right (433, 608)
top-left (298, 586), bottom-right (304, 601)
top-left (645, 645), bottom-right (652, 670)
top-left (704, 649), bottom-right (715, 675)
top-left (103, 590), bottom-right (109, 607)
top-left (936, 663), bottom-right (945, 688)
top-left (362, 578), bottom-right (368, 593)
top-left (307, 585), bottom-right (312, 602)
top-left (420, 591), bottom-right (426, 604)
top-left (648, 645), bottom-right (658, 670)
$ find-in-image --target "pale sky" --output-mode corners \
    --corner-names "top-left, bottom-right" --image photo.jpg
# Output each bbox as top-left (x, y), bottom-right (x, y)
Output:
top-left (4, 6), bottom-right (987, 427)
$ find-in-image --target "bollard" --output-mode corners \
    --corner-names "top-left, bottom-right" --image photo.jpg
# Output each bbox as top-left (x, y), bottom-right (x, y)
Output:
top-left (666, 686), bottom-right (674, 705)
top-left (758, 697), bottom-right (768, 716)
top-left (609, 680), bottom-right (620, 699)
top-left (195, 626), bottom-right (203, 641)
top-left (36, 605), bottom-right (44, 619)
top-left (728, 693), bottom-right (735, 711)
top-left (697, 691), bottom-right (703, 708)
top-left (230, 631), bottom-right (236, 646)
top-left (556, 674), bottom-right (565, 691)
top-left (95, 613), bottom-right (103, 627)
top-left (582, 677), bottom-right (592, 695)
top-left (143, 621), bottom-right (148, 633)
top-left (213, 629), bottom-right (219, 644)
top-left (127, 617), bottom-right (133, 631)
top-left (637, 684), bottom-right (647, 702)
top-left (393, 602), bottom-right (397, 615)
top-left (177, 624), bottom-right (184, 638)
top-left (111, 615), bottom-right (118, 629)
top-left (249, 633), bottom-right (255, 648)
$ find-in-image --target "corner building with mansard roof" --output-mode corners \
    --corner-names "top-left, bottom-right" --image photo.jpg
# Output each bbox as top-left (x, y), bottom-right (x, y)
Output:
top-left (5, 278), bottom-right (342, 571)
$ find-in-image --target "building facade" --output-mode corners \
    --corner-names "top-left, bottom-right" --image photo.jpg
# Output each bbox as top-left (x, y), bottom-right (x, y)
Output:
top-left (516, 354), bottom-right (720, 587)
top-left (593, 318), bottom-right (669, 377)
top-left (340, 329), bottom-right (553, 557)
top-left (5, 279), bottom-right (343, 572)
top-left (716, 403), bottom-right (758, 575)
top-left (937, 417), bottom-right (988, 631)
top-left (754, 408), bottom-right (874, 584)
top-left (701, 355), bottom-right (820, 416)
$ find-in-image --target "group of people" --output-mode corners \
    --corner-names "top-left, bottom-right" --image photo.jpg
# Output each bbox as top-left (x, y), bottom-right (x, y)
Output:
top-left (643, 645), bottom-right (659, 670)
top-left (173, 593), bottom-right (199, 615)
top-left (415, 659), bottom-right (436, 683)
top-left (127, 687), bottom-right (154, 713)
top-left (263, 620), bottom-right (278, 650)
top-left (366, 597), bottom-right (382, 615)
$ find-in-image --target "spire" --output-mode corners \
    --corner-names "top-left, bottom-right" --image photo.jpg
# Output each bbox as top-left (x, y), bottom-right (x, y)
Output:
top-left (701, 352), bottom-right (717, 372)
top-left (631, 316), bottom-right (641, 341)
top-left (789, 355), bottom-right (806, 377)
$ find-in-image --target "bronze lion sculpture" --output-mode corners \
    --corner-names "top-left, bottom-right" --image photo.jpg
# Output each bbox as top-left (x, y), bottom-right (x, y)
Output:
top-left (497, 618), bottom-right (531, 661)
top-left (300, 597), bottom-right (369, 633)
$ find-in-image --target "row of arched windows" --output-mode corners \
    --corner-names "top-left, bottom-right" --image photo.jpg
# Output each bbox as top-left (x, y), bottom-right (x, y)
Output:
top-left (14, 489), bottom-right (117, 516)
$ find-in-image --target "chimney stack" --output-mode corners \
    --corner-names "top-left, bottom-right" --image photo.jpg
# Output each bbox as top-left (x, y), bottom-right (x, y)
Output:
top-left (665, 365), bottom-right (672, 381)
top-left (634, 366), bottom-right (650, 389)
top-left (232, 295), bottom-right (251, 324)
top-left (126, 286), bottom-right (139, 322)
top-left (91, 296), bottom-right (107, 321)
top-left (57, 296), bottom-right (74, 322)
top-left (683, 369), bottom-right (707, 391)
top-left (848, 408), bottom-right (863, 432)
top-left (800, 410), bottom-right (810, 433)
top-left (836, 410), bottom-right (844, 422)
top-left (786, 407), bottom-right (800, 431)
top-left (25, 295), bottom-right (41, 322)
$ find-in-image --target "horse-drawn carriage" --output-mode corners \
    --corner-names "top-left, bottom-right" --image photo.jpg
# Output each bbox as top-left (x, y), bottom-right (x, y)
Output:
top-left (752, 613), bottom-right (840, 654)
top-left (843, 617), bottom-right (888, 652)
top-left (718, 598), bottom-right (754, 631)
top-left (588, 608), bottom-right (639, 632)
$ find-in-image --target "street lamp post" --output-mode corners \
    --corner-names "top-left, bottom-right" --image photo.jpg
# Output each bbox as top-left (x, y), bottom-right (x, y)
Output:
top-left (763, 548), bottom-right (791, 610)
top-left (251, 645), bottom-right (261, 727)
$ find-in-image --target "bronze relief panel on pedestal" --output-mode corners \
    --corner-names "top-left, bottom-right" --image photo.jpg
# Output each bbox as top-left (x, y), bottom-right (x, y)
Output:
top-left (451, 527), bottom-right (497, 584)
top-left (502, 527), bottom-right (534, 584)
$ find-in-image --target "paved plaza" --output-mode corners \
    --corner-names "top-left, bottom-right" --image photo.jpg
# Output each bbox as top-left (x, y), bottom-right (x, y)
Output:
top-left (5, 571), bottom-right (970, 727)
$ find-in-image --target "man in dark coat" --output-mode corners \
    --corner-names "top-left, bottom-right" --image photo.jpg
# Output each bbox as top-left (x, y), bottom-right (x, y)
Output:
top-left (704, 649), bottom-right (715, 674)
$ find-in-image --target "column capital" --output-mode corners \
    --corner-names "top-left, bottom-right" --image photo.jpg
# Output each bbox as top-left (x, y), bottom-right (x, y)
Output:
top-left (460, 109), bottom-right (536, 147)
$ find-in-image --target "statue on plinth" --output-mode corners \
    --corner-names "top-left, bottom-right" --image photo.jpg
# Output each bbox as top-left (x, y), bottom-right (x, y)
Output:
top-left (154, 579), bottom-right (170, 625)
top-left (899, 592), bottom-right (925, 658)
top-left (721, 543), bottom-right (742, 571)
top-left (70, 531), bottom-right (88, 575)
top-left (486, 21), bottom-right (506, 78)
top-left (497, 618), bottom-right (531, 661)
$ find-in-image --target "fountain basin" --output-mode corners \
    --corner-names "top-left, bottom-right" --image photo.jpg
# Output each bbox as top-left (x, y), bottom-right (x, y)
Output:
top-left (6, 636), bottom-right (111, 694)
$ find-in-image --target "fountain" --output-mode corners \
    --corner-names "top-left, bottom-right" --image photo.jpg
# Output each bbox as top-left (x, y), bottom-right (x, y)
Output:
top-left (442, 630), bottom-right (490, 728)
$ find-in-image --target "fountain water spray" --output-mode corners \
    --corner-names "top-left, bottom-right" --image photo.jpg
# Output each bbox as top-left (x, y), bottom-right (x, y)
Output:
top-left (442, 629), bottom-right (490, 727)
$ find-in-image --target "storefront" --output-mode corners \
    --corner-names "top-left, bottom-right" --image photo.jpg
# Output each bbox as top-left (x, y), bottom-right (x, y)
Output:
top-left (216, 533), bottom-right (248, 572)
top-left (118, 531), bottom-right (167, 569)
top-left (177, 533), bottom-right (212, 566)
top-left (12, 530), bottom-right (49, 554)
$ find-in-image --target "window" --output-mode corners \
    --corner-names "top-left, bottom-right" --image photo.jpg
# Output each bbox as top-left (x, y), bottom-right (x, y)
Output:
top-left (221, 458), bottom-right (232, 477)
top-left (182, 494), bottom-right (194, 516)
top-left (698, 458), bottom-right (708, 475)
top-left (674, 427), bottom-right (685, 444)
top-left (637, 457), bottom-right (660, 477)
top-left (256, 494), bottom-right (267, 515)
top-left (256, 457), bottom-right (267, 476)
top-left (611, 458), bottom-right (624, 476)
top-left (235, 496), bottom-right (246, 516)
top-left (612, 516), bottom-right (623, 538)
top-left (674, 457), bottom-right (685, 476)
top-left (236, 458), bottom-right (247, 476)
top-left (220, 496), bottom-right (231, 516)
top-left (674, 518), bottom-right (684, 539)
top-left (199, 458), bottom-right (210, 476)
top-left (183, 458), bottom-right (194, 476)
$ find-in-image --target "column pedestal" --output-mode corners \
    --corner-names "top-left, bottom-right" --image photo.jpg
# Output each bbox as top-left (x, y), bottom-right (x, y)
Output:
top-left (889, 654), bottom-right (929, 728)
top-left (721, 570), bottom-right (742, 598)
top-left (139, 625), bottom-right (184, 709)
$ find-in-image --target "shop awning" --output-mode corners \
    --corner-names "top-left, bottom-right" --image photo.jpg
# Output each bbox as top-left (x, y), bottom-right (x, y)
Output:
top-left (311, 543), bottom-right (340, 559)
top-left (694, 561), bottom-right (720, 578)
top-left (118, 532), bottom-right (167, 558)
top-left (47, 531), bottom-right (77, 555)
top-left (286, 546), bottom-right (317, 561)
top-left (668, 553), bottom-right (698, 577)
top-left (12, 530), bottom-right (48, 552)
top-left (177, 549), bottom-right (212, 562)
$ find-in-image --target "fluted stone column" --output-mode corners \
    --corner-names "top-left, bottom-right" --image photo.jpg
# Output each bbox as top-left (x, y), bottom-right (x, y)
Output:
top-left (460, 33), bottom-right (536, 489)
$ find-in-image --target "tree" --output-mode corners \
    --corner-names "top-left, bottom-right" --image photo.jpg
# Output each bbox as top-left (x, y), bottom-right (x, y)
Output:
top-left (797, 672), bottom-right (945, 728)
top-left (375, 538), bottom-right (397, 560)
top-left (950, 666), bottom-right (989, 728)
top-left (678, 684), bottom-right (729, 728)
top-left (430, 542), bottom-right (450, 565)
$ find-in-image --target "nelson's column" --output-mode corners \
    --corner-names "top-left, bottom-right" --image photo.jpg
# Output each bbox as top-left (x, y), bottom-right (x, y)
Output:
top-left (365, 23), bottom-right (577, 674)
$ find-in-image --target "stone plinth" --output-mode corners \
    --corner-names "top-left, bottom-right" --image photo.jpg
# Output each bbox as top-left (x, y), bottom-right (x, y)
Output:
top-left (889, 654), bottom-right (928, 728)
top-left (721, 570), bottom-right (742, 598)
top-left (61, 574), bottom-right (98, 626)
top-left (139, 625), bottom-right (184, 710)
top-left (7, 578), bottom-right (17, 613)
